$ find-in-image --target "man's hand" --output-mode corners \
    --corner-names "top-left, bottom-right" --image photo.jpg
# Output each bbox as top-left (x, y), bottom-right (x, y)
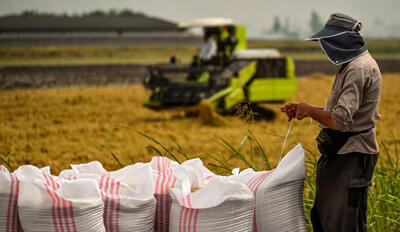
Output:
top-left (296, 102), bottom-right (313, 120)
top-left (280, 102), bottom-right (298, 121)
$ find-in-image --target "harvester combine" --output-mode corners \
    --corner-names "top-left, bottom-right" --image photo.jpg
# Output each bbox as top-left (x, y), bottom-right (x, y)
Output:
top-left (143, 18), bottom-right (297, 119)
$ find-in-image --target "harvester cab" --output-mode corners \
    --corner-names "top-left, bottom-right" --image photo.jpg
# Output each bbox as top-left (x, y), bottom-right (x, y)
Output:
top-left (143, 17), bottom-right (297, 118)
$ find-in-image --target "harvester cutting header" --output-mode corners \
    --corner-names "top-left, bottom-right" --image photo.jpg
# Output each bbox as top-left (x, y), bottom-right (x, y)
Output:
top-left (143, 17), bottom-right (297, 118)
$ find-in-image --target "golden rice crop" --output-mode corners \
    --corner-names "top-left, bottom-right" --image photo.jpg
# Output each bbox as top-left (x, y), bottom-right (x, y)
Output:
top-left (0, 73), bottom-right (399, 174)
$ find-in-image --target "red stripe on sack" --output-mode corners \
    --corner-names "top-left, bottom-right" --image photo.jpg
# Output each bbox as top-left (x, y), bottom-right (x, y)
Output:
top-left (6, 173), bottom-right (14, 232)
top-left (54, 192), bottom-right (65, 232)
top-left (104, 177), bottom-right (110, 231)
top-left (188, 208), bottom-right (194, 232)
top-left (179, 196), bottom-right (186, 232)
top-left (252, 171), bottom-right (273, 232)
top-left (43, 181), bottom-right (60, 232)
top-left (155, 159), bottom-right (161, 231)
top-left (171, 176), bottom-right (176, 188)
top-left (251, 177), bottom-right (266, 232)
top-left (109, 178), bottom-right (115, 232)
top-left (160, 176), bottom-right (165, 232)
top-left (155, 157), bottom-right (161, 194)
top-left (43, 174), bottom-right (60, 232)
top-left (253, 173), bottom-right (268, 191)
top-left (193, 209), bottom-right (199, 232)
top-left (165, 172), bottom-right (172, 231)
top-left (253, 172), bottom-right (272, 194)
top-left (203, 175), bottom-right (215, 184)
top-left (246, 172), bottom-right (266, 232)
top-left (69, 201), bottom-right (77, 232)
top-left (115, 181), bottom-right (120, 232)
top-left (49, 176), bottom-right (65, 232)
top-left (43, 173), bottom-right (50, 185)
top-left (183, 206), bottom-right (189, 232)
top-left (160, 157), bottom-right (168, 232)
top-left (62, 199), bottom-right (71, 232)
top-left (246, 174), bottom-right (259, 186)
top-left (49, 175), bottom-right (56, 189)
top-left (249, 172), bottom-right (267, 191)
top-left (49, 175), bottom-right (60, 189)
top-left (12, 177), bottom-right (20, 232)
top-left (187, 195), bottom-right (193, 232)
top-left (99, 175), bottom-right (105, 199)
top-left (247, 172), bottom-right (264, 190)
top-left (179, 206), bottom-right (184, 232)
top-left (186, 195), bottom-right (192, 209)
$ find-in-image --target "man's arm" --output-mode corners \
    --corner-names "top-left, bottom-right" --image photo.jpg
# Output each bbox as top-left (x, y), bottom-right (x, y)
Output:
top-left (296, 102), bottom-right (336, 129)
top-left (281, 102), bottom-right (336, 129)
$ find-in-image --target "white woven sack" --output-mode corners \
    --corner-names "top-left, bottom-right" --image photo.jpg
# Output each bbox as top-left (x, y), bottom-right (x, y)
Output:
top-left (169, 177), bottom-right (254, 232)
top-left (150, 156), bottom-right (190, 232)
top-left (16, 165), bottom-right (105, 232)
top-left (66, 162), bottom-right (156, 232)
top-left (228, 143), bottom-right (307, 232)
top-left (70, 161), bottom-right (154, 197)
top-left (0, 165), bottom-right (22, 232)
top-left (173, 158), bottom-right (216, 189)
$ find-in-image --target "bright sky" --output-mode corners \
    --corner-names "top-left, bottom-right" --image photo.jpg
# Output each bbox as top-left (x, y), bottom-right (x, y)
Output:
top-left (1, 0), bottom-right (399, 38)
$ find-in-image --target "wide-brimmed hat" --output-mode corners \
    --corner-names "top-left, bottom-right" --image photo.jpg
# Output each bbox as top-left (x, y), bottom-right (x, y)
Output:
top-left (306, 13), bottom-right (362, 41)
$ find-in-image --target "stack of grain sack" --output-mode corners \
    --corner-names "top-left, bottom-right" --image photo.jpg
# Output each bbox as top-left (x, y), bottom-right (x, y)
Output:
top-left (228, 144), bottom-right (307, 232)
top-left (149, 156), bottom-right (190, 232)
top-left (169, 143), bottom-right (307, 232)
top-left (0, 143), bottom-right (306, 232)
top-left (60, 161), bottom-right (157, 232)
top-left (14, 165), bottom-right (106, 232)
top-left (0, 165), bottom-right (22, 232)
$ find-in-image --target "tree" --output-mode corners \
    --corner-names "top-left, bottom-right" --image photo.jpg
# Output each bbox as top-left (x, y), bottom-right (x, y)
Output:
top-left (272, 16), bottom-right (282, 33)
top-left (309, 10), bottom-right (323, 33)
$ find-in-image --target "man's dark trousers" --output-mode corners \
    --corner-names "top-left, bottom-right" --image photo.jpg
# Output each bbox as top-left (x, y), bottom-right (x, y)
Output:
top-left (311, 152), bottom-right (378, 232)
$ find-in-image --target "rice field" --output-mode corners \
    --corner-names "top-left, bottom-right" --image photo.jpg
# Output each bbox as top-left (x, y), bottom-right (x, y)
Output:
top-left (0, 72), bottom-right (399, 230)
top-left (0, 73), bottom-right (399, 173)
top-left (0, 74), bottom-right (400, 173)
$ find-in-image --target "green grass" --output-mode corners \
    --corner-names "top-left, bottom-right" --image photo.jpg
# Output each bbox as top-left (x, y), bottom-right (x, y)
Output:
top-left (1, 129), bottom-right (399, 231)
top-left (123, 131), bottom-right (400, 231)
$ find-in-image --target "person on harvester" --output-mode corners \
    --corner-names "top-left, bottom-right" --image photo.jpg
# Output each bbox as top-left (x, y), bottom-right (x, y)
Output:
top-left (281, 13), bottom-right (382, 232)
top-left (198, 31), bottom-right (217, 64)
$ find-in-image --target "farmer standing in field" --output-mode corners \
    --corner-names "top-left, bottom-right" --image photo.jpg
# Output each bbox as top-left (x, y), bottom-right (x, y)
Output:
top-left (281, 13), bottom-right (382, 231)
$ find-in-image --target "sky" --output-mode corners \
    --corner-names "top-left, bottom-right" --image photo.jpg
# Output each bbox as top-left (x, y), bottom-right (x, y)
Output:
top-left (1, 0), bottom-right (399, 38)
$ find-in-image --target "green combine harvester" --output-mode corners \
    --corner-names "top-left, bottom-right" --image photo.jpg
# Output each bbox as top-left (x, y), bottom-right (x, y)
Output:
top-left (143, 17), bottom-right (297, 118)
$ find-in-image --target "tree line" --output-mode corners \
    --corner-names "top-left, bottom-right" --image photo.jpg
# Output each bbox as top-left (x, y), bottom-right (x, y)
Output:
top-left (1, 9), bottom-right (149, 18)
top-left (269, 10), bottom-right (324, 38)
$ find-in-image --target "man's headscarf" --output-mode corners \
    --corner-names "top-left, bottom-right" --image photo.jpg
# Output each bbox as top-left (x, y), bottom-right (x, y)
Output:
top-left (306, 13), bottom-right (367, 65)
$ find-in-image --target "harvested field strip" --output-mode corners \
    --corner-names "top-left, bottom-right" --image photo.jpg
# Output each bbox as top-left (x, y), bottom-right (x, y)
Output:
top-left (1, 40), bottom-right (400, 66)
